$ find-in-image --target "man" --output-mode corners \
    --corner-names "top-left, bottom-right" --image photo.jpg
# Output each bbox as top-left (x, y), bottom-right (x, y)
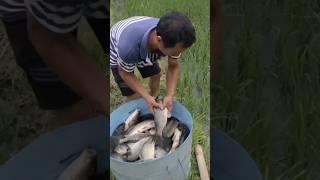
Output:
top-left (0, 0), bottom-right (108, 126)
top-left (110, 12), bottom-right (196, 113)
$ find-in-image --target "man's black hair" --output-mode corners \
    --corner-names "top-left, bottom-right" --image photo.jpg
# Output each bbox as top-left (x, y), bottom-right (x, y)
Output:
top-left (156, 11), bottom-right (196, 48)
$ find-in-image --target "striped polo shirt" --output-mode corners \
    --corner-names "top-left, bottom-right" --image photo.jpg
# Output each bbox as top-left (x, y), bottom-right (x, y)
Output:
top-left (110, 16), bottom-right (167, 73)
top-left (0, 0), bottom-right (108, 33)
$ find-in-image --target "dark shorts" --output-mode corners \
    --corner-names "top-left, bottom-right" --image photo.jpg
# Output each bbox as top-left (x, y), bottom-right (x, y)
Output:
top-left (2, 17), bottom-right (108, 110)
top-left (111, 62), bottom-right (161, 96)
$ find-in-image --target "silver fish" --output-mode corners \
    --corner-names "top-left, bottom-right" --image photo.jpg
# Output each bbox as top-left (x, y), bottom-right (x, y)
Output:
top-left (111, 153), bottom-right (124, 161)
top-left (163, 118), bottom-right (179, 138)
top-left (149, 128), bottom-right (156, 135)
top-left (170, 128), bottom-right (182, 152)
top-left (123, 109), bottom-right (140, 131)
top-left (178, 125), bottom-right (188, 146)
top-left (119, 133), bottom-right (151, 144)
top-left (153, 101), bottom-right (168, 145)
top-left (114, 144), bottom-right (128, 155)
top-left (154, 146), bottom-right (167, 159)
top-left (126, 120), bottom-right (155, 136)
top-left (57, 149), bottom-right (97, 180)
top-left (139, 138), bottom-right (155, 160)
top-left (126, 137), bottom-right (151, 161)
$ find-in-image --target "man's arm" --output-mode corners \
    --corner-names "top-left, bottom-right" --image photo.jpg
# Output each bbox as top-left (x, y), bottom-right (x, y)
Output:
top-left (118, 68), bottom-right (160, 112)
top-left (166, 58), bottom-right (180, 98)
top-left (118, 68), bottom-right (152, 99)
top-left (27, 13), bottom-right (107, 114)
top-left (164, 57), bottom-right (180, 112)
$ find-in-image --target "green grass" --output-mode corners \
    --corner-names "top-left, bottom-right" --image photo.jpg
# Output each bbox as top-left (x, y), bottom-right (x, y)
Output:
top-left (212, 0), bottom-right (320, 179)
top-left (110, 0), bottom-right (210, 179)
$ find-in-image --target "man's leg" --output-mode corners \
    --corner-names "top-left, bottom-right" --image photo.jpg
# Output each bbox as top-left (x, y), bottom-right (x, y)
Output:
top-left (149, 73), bottom-right (161, 97)
top-left (110, 67), bottom-right (140, 102)
top-left (3, 18), bottom-right (98, 127)
top-left (138, 61), bottom-right (161, 98)
top-left (125, 93), bottom-right (141, 102)
top-left (86, 17), bottom-right (109, 114)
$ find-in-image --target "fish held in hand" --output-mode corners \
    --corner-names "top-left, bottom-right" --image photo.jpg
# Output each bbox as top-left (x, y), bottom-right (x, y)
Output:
top-left (153, 100), bottom-right (168, 146)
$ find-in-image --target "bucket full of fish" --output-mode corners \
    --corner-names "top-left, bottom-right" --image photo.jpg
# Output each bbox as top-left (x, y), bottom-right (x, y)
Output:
top-left (110, 97), bottom-right (193, 180)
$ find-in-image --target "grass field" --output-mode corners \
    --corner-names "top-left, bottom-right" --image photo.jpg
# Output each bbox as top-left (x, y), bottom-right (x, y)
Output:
top-left (110, 0), bottom-right (210, 179)
top-left (212, 0), bottom-right (320, 179)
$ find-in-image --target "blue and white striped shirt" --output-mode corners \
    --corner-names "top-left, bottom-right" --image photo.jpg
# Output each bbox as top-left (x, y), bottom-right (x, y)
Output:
top-left (110, 16), bottom-right (166, 73)
top-left (0, 0), bottom-right (108, 33)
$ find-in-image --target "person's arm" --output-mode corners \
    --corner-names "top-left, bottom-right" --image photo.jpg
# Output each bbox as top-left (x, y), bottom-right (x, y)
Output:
top-left (27, 13), bottom-right (107, 114)
top-left (164, 57), bottom-right (180, 112)
top-left (118, 68), bottom-right (160, 113)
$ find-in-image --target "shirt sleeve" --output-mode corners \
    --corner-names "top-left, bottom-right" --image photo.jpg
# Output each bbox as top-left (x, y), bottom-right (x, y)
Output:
top-left (25, 0), bottom-right (83, 33)
top-left (117, 56), bottom-right (136, 73)
top-left (117, 36), bottom-right (137, 73)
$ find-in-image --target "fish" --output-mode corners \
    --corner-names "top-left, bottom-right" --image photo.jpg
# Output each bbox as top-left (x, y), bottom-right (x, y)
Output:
top-left (149, 128), bottom-right (156, 135)
top-left (170, 128), bottom-right (182, 152)
top-left (110, 101), bottom-right (188, 163)
top-left (57, 149), bottom-right (97, 180)
top-left (126, 120), bottom-right (155, 136)
top-left (111, 153), bottom-right (125, 161)
top-left (126, 137), bottom-right (151, 161)
top-left (162, 118), bottom-right (179, 138)
top-left (154, 146), bottom-right (167, 159)
top-left (114, 144), bottom-right (129, 155)
top-left (178, 124), bottom-right (188, 146)
top-left (123, 109), bottom-right (140, 131)
top-left (153, 98), bottom-right (168, 146)
top-left (139, 138), bottom-right (155, 160)
top-left (120, 133), bottom-right (151, 144)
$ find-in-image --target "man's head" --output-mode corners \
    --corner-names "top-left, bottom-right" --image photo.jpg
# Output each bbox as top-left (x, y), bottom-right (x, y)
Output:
top-left (155, 11), bottom-right (196, 57)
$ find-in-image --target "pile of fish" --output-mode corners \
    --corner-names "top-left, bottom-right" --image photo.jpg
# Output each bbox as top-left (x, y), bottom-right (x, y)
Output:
top-left (110, 97), bottom-right (188, 162)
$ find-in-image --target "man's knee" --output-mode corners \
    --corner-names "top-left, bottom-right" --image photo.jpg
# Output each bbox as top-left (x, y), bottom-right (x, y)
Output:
top-left (126, 93), bottom-right (141, 102)
top-left (150, 73), bottom-right (161, 81)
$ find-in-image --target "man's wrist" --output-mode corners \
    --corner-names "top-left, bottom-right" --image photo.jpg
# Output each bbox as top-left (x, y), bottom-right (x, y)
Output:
top-left (166, 94), bottom-right (175, 99)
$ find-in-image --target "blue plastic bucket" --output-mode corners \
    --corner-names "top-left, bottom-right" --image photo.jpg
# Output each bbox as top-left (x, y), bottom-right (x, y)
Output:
top-left (0, 116), bottom-right (107, 180)
top-left (110, 98), bottom-right (193, 180)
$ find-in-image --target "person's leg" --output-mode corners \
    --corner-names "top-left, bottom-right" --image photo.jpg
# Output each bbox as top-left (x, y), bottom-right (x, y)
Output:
top-left (86, 17), bottom-right (109, 114)
top-left (110, 67), bottom-right (140, 102)
top-left (149, 73), bottom-right (161, 97)
top-left (3, 18), bottom-right (98, 127)
top-left (138, 61), bottom-right (161, 97)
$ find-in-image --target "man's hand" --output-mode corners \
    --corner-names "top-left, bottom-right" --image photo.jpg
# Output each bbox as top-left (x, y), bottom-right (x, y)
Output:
top-left (145, 95), bottom-right (161, 113)
top-left (119, 68), bottom-right (161, 113)
top-left (27, 13), bottom-right (107, 118)
top-left (163, 95), bottom-right (174, 112)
